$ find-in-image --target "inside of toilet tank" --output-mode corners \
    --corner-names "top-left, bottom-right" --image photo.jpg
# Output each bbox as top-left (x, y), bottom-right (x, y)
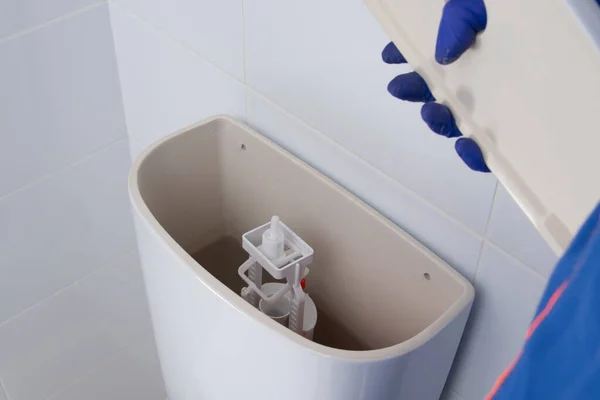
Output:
top-left (191, 236), bottom-right (368, 351)
top-left (135, 118), bottom-right (467, 353)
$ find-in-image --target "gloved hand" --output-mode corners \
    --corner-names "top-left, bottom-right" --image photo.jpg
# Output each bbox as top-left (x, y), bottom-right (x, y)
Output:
top-left (382, 0), bottom-right (490, 173)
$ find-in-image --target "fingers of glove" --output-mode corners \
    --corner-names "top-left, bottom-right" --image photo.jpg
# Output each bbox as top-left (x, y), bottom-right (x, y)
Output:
top-left (455, 137), bottom-right (490, 172)
top-left (421, 103), bottom-right (462, 138)
top-left (435, 0), bottom-right (487, 65)
top-left (382, 42), bottom-right (407, 64)
top-left (387, 72), bottom-right (435, 102)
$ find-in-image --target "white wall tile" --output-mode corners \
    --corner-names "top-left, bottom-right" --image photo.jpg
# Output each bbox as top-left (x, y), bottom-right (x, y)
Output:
top-left (448, 244), bottom-right (546, 400)
top-left (0, 140), bottom-right (136, 324)
top-left (114, 0), bottom-right (244, 80)
top-left (0, 4), bottom-right (126, 197)
top-left (109, 2), bottom-right (245, 150)
top-left (49, 336), bottom-right (165, 400)
top-left (488, 185), bottom-right (558, 277)
top-left (0, 251), bottom-right (153, 400)
top-left (128, 138), bottom-right (147, 164)
top-left (0, 0), bottom-right (98, 39)
top-left (244, 0), bottom-right (497, 235)
top-left (247, 90), bottom-right (482, 280)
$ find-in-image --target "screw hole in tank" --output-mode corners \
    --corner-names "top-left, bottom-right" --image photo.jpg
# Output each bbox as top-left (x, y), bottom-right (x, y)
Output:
top-left (240, 144), bottom-right (246, 151)
top-left (423, 272), bottom-right (431, 280)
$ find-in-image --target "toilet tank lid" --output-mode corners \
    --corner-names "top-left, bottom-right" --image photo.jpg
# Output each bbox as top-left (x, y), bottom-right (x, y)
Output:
top-left (365, 0), bottom-right (600, 255)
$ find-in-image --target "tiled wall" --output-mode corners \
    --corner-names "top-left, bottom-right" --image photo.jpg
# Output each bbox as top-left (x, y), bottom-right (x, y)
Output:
top-left (0, 3), bottom-right (164, 400)
top-left (109, 1), bottom-right (558, 400)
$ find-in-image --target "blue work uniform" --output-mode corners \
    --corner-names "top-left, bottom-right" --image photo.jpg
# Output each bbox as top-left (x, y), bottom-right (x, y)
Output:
top-left (490, 203), bottom-right (600, 399)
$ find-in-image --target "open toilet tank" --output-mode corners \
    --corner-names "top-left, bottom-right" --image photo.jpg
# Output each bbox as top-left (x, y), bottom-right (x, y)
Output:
top-left (129, 116), bottom-right (474, 400)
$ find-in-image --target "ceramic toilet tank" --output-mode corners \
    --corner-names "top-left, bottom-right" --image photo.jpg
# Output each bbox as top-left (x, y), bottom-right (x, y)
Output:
top-left (129, 116), bottom-right (474, 400)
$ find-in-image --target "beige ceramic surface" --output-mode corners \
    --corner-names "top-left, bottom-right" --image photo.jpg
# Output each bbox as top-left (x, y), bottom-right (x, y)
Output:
top-left (136, 116), bottom-right (472, 349)
top-left (130, 116), bottom-right (474, 400)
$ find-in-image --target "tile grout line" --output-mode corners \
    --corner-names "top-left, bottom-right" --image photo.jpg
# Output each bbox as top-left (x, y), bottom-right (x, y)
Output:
top-left (241, 0), bottom-right (249, 122)
top-left (471, 180), bottom-right (550, 282)
top-left (0, 137), bottom-right (127, 204)
top-left (106, 0), bottom-right (133, 155)
top-left (450, 389), bottom-right (466, 400)
top-left (43, 332), bottom-right (149, 400)
top-left (0, 247), bottom-right (138, 331)
top-left (0, 246), bottom-right (139, 399)
top-left (112, 0), bottom-right (245, 85)
top-left (487, 241), bottom-right (549, 282)
top-left (0, 377), bottom-right (10, 400)
top-left (472, 180), bottom-right (500, 282)
top-left (0, 1), bottom-right (106, 45)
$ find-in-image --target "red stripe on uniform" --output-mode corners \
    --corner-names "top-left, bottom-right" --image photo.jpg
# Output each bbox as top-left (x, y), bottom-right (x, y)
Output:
top-left (484, 280), bottom-right (570, 400)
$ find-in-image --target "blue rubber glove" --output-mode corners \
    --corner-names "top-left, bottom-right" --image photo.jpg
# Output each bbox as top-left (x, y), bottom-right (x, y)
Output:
top-left (382, 0), bottom-right (490, 173)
